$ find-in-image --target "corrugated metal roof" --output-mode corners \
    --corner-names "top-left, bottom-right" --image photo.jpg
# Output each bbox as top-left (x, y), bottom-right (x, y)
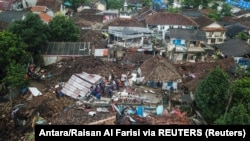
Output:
top-left (61, 72), bottom-right (103, 99)
top-left (169, 28), bottom-right (207, 41)
top-left (0, 11), bottom-right (28, 23)
top-left (215, 38), bottom-right (250, 57)
top-left (42, 42), bottom-right (91, 56)
top-left (75, 72), bottom-right (102, 85)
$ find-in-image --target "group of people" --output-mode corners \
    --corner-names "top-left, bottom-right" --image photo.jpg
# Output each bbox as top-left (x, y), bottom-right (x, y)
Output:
top-left (90, 78), bottom-right (122, 100)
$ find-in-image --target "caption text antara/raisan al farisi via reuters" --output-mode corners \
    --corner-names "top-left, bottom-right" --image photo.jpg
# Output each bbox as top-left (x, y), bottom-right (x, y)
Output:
top-left (38, 128), bottom-right (246, 138)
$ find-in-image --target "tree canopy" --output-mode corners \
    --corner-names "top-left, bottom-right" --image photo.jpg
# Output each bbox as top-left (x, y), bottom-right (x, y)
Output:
top-left (8, 12), bottom-right (49, 54)
top-left (195, 66), bottom-right (230, 124)
top-left (215, 104), bottom-right (250, 125)
top-left (181, 0), bottom-right (211, 9)
top-left (0, 31), bottom-right (29, 90)
top-left (0, 31), bottom-right (29, 79)
top-left (48, 15), bottom-right (80, 42)
top-left (142, 0), bottom-right (152, 6)
top-left (2, 63), bottom-right (29, 90)
top-left (231, 77), bottom-right (250, 108)
top-left (104, 0), bottom-right (123, 10)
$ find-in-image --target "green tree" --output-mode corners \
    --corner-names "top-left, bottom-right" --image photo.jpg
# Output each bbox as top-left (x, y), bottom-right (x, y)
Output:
top-left (142, 0), bottom-right (151, 6)
top-left (221, 3), bottom-right (232, 16)
top-left (195, 67), bottom-right (230, 124)
top-left (231, 77), bottom-right (250, 107)
top-left (236, 32), bottom-right (250, 41)
top-left (0, 31), bottom-right (29, 79)
top-left (215, 104), bottom-right (250, 125)
top-left (104, 0), bottom-right (123, 10)
top-left (48, 15), bottom-right (80, 42)
top-left (166, 7), bottom-right (181, 13)
top-left (8, 12), bottom-right (49, 54)
top-left (2, 63), bottom-right (30, 91)
top-left (208, 10), bottom-right (221, 21)
top-left (181, 0), bottom-right (211, 9)
top-left (210, 2), bottom-right (219, 10)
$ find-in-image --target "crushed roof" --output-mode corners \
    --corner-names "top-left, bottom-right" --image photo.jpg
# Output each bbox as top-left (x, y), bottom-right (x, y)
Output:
top-left (79, 29), bottom-right (107, 49)
top-left (140, 55), bottom-right (181, 82)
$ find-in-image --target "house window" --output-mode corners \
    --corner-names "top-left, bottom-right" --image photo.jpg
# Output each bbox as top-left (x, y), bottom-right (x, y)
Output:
top-left (214, 32), bottom-right (221, 37)
top-left (209, 32), bottom-right (213, 37)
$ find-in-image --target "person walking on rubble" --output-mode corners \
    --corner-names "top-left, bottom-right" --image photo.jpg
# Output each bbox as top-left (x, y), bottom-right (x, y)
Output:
top-left (108, 86), bottom-right (113, 98)
top-left (100, 81), bottom-right (105, 94)
top-left (115, 79), bottom-right (119, 91)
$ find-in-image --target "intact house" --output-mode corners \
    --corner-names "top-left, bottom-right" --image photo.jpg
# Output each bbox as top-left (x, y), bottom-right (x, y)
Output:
top-left (202, 22), bottom-right (226, 45)
top-left (41, 42), bottom-right (92, 66)
top-left (214, 38), bottom-right (250, 58)
top-left (167, 28), bottom-right (207, 63)
top-left (145, 12), bottom-right (199, 41)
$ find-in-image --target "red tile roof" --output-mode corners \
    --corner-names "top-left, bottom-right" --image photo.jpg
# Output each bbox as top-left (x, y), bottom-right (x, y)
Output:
top-left (145, 12), bottom-right (198, 26)
top-left (39, 13), bottom-right (52, 22)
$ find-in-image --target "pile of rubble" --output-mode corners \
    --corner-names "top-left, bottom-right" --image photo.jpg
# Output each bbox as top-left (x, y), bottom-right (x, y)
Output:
top-left (39, 56), bottom-right (133, 87)
top-left (175, 57), bottom-right (236, 91)
top-left (115, 105), bottom-right (190, 125)
top-left (0, 56), bottom-right (234, 140)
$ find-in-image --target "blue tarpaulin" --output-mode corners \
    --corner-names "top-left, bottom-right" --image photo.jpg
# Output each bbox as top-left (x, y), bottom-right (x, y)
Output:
top-left (136, 106), bottom-right (144, 117)
top-left (64, 1), bottom-right (72, 7)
